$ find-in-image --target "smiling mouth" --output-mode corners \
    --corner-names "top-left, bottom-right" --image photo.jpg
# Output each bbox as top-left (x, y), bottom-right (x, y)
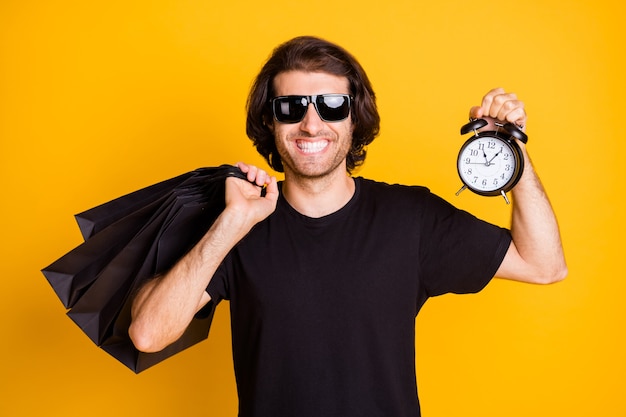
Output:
top-left (296, 140), bottom-right (328, 154)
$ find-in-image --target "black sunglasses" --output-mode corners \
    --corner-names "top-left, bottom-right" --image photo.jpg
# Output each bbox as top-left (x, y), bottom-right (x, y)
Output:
top-left (270, 94), bottom-right (353, 124)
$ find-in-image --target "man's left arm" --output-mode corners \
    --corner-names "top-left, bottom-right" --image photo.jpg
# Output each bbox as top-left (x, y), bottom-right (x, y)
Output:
top-left (471, 88), bottom-right (568, 284)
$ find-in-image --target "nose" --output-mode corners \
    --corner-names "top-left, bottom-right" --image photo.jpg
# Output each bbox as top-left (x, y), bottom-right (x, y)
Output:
top-left (299, 103), bottom-right (324, 134)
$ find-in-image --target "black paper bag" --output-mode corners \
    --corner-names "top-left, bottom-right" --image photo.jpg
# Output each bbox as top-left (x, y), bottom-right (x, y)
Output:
top-left (42, 165), bottom-right (251, 372)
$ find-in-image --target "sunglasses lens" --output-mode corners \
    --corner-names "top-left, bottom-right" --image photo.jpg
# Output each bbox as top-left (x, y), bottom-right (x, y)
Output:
top-left (273, 96), bottom-right (307, 123)
top-left (317, 95), bottom-right (351, 122)
top-left (272, 95), bottom-right (352, 123)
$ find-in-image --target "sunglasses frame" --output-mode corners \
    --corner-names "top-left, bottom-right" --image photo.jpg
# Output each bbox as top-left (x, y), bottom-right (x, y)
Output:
top-left (269, 94), bottom-right (353, 124)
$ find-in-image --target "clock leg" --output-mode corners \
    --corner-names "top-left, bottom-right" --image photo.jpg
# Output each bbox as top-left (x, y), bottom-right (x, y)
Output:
top-left (500, 190), bottom-right (510, 204)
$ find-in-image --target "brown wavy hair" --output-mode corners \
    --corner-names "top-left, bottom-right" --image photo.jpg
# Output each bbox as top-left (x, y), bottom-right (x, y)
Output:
top-left (246, 36), bottom-right (380, 174)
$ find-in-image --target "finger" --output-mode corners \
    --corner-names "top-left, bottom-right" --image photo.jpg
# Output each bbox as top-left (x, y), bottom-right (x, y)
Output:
top-left (235, 161), bottom-right (250, 173)
top-left (488, 91), bottom-right (518, 119)
top-left (264, 176), bottom-right (280, 203)
top-left (247, 166), bottom-right (272, 187)
top-left (498, 106), bottom-right (527, 129)
top-left (480, 87), bottom-right (506, 117)
top-left (469, 105), bottom-right (483, 120)
top-left (254, 169), bottom-right (268, 187)
top-left (235, 162), bottom-right (273, 188)
top-left (491, 92), bottom-right (517, 116)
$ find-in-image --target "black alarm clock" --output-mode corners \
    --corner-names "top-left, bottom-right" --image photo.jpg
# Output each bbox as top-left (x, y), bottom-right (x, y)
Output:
top-left (456, 118), bottom-right (528, 204)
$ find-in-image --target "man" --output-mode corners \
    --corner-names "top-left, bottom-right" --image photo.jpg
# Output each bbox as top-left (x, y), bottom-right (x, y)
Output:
top-left (129, 36), bottom-right (567, 416)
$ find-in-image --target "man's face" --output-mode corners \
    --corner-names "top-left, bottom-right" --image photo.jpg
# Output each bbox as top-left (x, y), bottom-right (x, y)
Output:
top-left (270, 70), bottom-right (354, 180)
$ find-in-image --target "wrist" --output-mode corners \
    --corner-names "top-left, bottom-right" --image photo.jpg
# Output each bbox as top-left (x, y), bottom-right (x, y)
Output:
top-left (210, 208), bottom-right (255, 246)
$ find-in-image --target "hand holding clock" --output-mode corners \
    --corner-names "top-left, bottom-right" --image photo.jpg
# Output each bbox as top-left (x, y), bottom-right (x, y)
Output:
top-left (469, 87), bottom-right (527, 132)
top-left (467, 88), bottom-right (568, 285)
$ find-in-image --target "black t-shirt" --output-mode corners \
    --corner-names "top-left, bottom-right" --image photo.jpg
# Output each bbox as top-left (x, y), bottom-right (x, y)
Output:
top-left (207, 177), bottom-right (511, 417)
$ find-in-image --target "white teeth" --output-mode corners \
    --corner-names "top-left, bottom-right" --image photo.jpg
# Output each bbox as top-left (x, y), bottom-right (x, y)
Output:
top-left (297, 140), bottom-right (328, 153)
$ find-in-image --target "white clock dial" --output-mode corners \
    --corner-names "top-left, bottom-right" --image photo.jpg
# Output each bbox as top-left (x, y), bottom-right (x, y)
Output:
top-left (457, 136), bottom-right (517, 193)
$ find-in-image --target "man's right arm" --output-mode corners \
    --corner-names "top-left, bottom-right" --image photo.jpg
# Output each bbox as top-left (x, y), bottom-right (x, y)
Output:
top-left (128, 164), bottom-right (278, 353)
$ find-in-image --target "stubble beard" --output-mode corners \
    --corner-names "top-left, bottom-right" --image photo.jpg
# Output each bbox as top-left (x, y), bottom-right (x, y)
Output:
top-left (277, 131), bottom-right (352, 183)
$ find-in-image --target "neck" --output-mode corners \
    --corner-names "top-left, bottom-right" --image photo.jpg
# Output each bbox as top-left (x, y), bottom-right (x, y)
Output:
top-left (282, 169), bottom-right (355, 218)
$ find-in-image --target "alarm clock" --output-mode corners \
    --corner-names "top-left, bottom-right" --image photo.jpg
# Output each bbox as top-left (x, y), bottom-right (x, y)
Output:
top-left (456, 118), bottom-right (528, 204)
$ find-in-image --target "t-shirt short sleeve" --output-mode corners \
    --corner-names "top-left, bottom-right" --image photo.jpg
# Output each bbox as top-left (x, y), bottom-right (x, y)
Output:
top-left (416, 190), bottom-right (512, 297)
top-left (205, 259), bottom-right (230, 304)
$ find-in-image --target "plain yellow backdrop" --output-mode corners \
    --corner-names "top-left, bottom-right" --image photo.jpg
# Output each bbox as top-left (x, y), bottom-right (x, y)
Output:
top-left (1, 0), bottom-right (624, 416)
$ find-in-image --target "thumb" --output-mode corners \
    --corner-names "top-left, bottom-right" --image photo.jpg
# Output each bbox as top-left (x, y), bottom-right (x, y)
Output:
top-left (469, 105), bottom-right (483, 120)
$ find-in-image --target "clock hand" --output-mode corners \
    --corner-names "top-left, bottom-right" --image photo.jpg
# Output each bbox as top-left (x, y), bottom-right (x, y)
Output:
top-left (487, 147), bottom-right (503, 164)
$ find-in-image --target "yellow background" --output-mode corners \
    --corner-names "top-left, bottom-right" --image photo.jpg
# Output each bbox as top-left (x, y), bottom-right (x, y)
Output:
top-left (1, 0), bottom-right (624, 416)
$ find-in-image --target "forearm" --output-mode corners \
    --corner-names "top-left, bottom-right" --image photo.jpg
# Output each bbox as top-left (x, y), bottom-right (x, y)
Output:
top-left (499, 148), bottom-right (568, 283)
top-left (129, 169), bottom-right (279, 352)
top-left (129, 209), bottom-right (250, 352)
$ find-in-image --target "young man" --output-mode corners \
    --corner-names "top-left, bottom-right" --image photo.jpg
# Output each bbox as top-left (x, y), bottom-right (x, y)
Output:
top-left (129, 36), bottom-right (567, 416)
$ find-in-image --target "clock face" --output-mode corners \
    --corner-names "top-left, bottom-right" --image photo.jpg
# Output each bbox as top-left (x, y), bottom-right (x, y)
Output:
top-left (457, 135), bottom-right (520, 194)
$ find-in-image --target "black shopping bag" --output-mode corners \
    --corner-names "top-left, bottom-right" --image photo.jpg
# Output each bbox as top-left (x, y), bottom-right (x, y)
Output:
top-left (42, 165), bottom-right (251, 372)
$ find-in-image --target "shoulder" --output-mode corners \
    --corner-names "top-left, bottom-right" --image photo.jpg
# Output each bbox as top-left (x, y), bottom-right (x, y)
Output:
top-left (355, 177), bottom-right (452, 211)
top-left (356, 177), bottom-right (429, 197)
